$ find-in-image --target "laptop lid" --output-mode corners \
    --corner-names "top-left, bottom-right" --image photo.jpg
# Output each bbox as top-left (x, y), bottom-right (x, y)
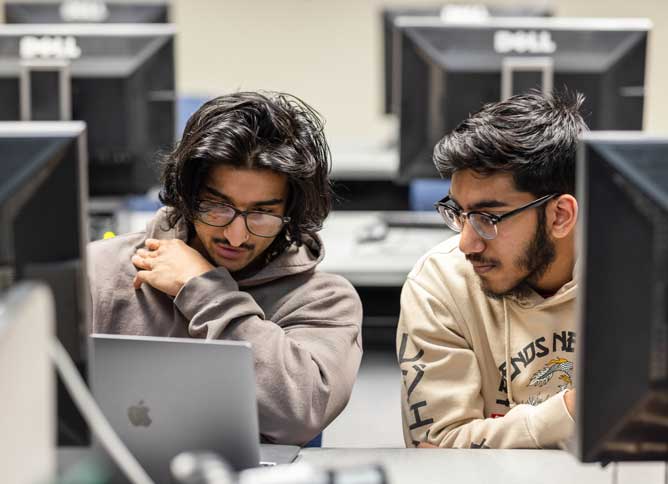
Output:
top-left (90, 334), bottom-right (261, 481)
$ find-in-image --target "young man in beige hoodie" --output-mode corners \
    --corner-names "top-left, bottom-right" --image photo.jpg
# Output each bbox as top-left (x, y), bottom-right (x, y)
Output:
top-left (397, 91), bottom-right (585, 449)
top-left (88, 92), bottom-right (362, 446)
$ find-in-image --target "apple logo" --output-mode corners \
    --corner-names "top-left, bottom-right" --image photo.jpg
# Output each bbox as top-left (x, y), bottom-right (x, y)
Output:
top-left (127, 400), bottom-right (152, 427)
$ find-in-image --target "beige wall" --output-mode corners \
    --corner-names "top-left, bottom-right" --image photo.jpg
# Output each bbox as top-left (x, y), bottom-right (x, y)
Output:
top-left (171, 0), bottom-right (668, 144)
top-left (2, 0), bottom-right (667, 143)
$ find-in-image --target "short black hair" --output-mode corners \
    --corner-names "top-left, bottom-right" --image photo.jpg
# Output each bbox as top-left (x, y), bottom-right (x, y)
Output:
top-left (159, 91), bottom-right (332, 254)
top-left (433, 90), bottom-right (587, 196)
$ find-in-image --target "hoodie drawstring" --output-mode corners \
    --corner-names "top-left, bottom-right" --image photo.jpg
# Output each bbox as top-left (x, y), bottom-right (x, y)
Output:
top-left (503, 297), bottom-right (516, 408)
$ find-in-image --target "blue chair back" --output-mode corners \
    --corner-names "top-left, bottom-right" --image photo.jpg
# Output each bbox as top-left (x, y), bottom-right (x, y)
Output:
top-left (176, 96), bottom-right (209, 137)
top-left (409, 178), bottom-right (451, 211)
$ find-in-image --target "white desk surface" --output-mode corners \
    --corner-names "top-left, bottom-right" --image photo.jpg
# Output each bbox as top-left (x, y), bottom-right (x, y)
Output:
top-left (298, 448), bottom-right (666, 484)
top-left (59, 446), bottom-right (666, 484)
top-left (318, 211), bottom-right (451, 286)
top-left (58, 447), bottom-right (668, 484)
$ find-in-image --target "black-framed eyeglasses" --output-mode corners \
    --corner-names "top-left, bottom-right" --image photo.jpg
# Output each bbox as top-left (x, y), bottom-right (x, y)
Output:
top-left (196, 200), bottom-right (291, 238)
top-left (434, 193), bottom-right (558, 240)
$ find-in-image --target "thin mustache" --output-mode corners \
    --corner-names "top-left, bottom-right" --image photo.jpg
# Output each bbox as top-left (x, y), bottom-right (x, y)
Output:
top-left (466, 254), bottom-right (498, 265)
top-left (213, 238), bottom-right (254, 251)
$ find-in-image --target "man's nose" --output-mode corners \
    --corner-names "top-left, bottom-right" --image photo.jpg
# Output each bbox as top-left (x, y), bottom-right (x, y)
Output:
top-left (458, 219), bottom-right (486, 255)
top-left (223, 215), bottom-right (250, 247)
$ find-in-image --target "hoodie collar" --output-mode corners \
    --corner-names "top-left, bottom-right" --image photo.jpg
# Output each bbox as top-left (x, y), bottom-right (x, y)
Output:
top-left (144, 207), bottom-right (324, 288)
top-left (505, 257), bottom-right (580, 310)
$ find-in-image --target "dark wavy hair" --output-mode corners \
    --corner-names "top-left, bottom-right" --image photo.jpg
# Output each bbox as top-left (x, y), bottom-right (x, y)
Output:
top-left (159, 91), bottom-right (332, 257)
top-left (433, 90), bottom-right (587, 196)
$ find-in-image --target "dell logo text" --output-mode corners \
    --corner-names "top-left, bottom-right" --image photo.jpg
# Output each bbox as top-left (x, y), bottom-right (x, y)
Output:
top-left (19, 36), bottom-right (82, 60)
top-left (494, 30), bottom-right (557, 54)
top-left (60, 0), bottom-right (109, 22)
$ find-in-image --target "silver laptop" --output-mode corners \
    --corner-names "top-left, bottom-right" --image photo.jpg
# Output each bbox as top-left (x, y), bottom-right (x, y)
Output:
top-left (90, 334), bottom-right (298, 482)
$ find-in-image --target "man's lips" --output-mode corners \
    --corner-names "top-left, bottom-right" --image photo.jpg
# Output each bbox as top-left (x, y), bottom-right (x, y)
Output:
top-left (471, 263), bottom-right (495, 274)
top-left (467, 258), bottom-right (497, 275)
top-left (213, 243), bottom-right (248, 260)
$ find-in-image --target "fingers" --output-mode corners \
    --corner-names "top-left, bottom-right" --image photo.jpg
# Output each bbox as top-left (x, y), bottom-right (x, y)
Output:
top-left (145, 238), bottom-right (161, 250)
top-left (417, 442), bottom-right (438, 449)
top-left (135, 248), bottom-right (157, 258)
top-left (132, 254), bottom-right (152, 270)
top-left (133, 271), bottom-right (149, 289)
top-left (133, 238), bottom-right (164, 291)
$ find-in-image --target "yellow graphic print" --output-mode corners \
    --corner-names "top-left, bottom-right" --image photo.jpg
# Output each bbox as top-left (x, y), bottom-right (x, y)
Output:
top-left (528, 357), bottom-right (574, 392)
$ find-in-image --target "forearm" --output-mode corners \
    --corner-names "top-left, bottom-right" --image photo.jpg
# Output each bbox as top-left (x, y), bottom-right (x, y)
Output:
top-left (175, 269), bottom-right (363, 444)
top-left (404, 390), bottom-right (574, 449)
top-left (223, 315), bottom-right (362, 444)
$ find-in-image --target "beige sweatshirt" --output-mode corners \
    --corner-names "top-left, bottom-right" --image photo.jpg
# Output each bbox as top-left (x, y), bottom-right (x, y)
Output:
top-left (397, 235), bottom-right (576, 449)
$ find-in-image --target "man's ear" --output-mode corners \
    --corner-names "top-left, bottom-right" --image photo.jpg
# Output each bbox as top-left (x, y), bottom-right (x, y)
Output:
top-left (548, 194), bottom-right (578, 239)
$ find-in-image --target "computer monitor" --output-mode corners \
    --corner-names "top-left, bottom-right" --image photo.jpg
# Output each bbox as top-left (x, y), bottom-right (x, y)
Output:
top-left (576, 132), bottom-right (668, 462)
top-left (395, 17), bottom-right (650, 181)
top-left (0, 282), bottom-right (56, 483)
top-left (382, 3), bottom-right (553, 115)
top-left (5, 0), bottom-right (169, 24)
top-left (0, 23), bottom-right (176, 195)
top-left (0, 121), bottom-right (90, 445)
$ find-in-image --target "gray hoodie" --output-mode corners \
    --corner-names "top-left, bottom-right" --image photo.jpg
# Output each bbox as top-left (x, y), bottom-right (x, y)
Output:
top-left (88, 208), bottom-right (363, 445)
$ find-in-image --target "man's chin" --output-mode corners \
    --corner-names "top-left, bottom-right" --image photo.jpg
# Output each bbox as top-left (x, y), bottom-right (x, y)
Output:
top-left (218, 259), bottom-right (248, 273)
top-left (478, 275), bottom-right (531, 300)
top-left (207, 253), bottom-right (248, 273)
top-left (479, 280), bottom-right (507, 300)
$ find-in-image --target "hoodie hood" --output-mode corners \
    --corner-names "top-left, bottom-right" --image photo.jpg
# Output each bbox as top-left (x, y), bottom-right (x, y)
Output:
top-left (145, 207), bottom-right (324, 288)
top-left (504, 273), bottom-right (578, 311)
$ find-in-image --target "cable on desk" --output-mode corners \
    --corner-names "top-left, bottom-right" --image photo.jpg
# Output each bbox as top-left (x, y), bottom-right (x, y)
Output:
top-left (49, 337), bottom-right (155, 484)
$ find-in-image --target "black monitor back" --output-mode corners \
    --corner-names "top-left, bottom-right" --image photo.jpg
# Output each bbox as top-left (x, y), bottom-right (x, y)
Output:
top-left (0, 121), bottom-right (90, 445)
top-left (0, 24), bottom-right (176, 195)
top-left (576, 132), bottom-right (668, 462)
top-left (382, 4), bottom-right (553, 115)
top-left (5, 1), bottom-right (169, 23)
top-left (396, 18), bottom-right (650, 181)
